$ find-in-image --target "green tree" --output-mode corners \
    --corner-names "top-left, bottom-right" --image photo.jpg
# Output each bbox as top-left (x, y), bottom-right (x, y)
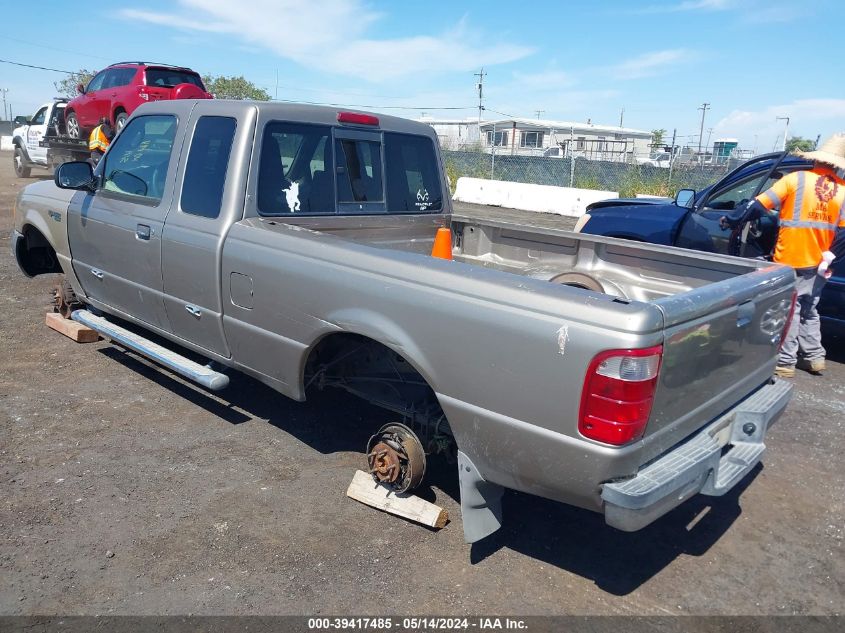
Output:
top-left (54, 69), bottom-right (96, 98)
top-left (784, 136), bottom-right (815, 152)
top-left (201, 75), bottom-right (271, 100)
top-left (650, 128), bottom-right (667, 148)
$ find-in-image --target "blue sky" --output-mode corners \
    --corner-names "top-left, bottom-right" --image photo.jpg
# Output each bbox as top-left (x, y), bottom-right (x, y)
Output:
top-left (2, 0), bottom-right (843, 152)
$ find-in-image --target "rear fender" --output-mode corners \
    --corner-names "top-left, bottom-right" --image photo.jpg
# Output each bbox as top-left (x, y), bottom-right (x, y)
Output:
top-left (298, 307), bottom-right (439, 399)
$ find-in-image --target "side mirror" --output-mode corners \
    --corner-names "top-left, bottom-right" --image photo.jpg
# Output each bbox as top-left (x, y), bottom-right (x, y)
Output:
top-left (76, 83), bottom-right (86, 95)
top-left (55, 161), bottom-right (96, 191)
top-left (675, 189), bottom-right (695, 209)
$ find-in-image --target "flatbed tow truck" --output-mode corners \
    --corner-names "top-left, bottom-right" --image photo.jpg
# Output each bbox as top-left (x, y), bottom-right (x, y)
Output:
top-left (12, 99), bottom-right (90, 177)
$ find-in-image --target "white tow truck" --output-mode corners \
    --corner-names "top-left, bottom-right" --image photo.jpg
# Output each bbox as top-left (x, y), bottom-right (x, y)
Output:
top-left (12, 100), bottom-right (89, 178)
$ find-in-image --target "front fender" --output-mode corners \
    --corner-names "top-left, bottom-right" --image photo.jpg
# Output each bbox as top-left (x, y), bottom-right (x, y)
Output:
top-left (12, 135), bottom-right (31, 161)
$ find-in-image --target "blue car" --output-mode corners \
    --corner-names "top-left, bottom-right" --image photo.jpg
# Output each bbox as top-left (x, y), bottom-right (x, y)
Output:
top-left (577, 152), bottom-right (845, 327)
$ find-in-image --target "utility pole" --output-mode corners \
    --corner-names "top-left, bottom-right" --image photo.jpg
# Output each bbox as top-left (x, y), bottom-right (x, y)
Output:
top-left (697, 102), bottom-right (710, 159)
top-left (705, 127), bottom-right (713, 153)
top-left (619, 107), bottom-right (624, 127)
top-left (275, 69), bottom-right (279, 100)
top-left (776, 116), bottom-right (790, 151)
top-left (0, 88), bottom-right (8, 122)
top-left (534, 109), bottom-right (544, 119)
top-left (668, 128), bottom-right (677, 186)
top-left (474, 68), bottom-right (486, 127)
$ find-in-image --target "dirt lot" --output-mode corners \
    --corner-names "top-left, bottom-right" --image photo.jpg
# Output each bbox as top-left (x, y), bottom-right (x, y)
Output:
top-left (1, 151), bottom-right (843, 615)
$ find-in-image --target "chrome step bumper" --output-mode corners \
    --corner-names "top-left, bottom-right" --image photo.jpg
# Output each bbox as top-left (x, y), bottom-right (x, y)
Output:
top-left (602, 379), bottom-right (793, 531)
top-left (72, 309), bottom-right (229, 391)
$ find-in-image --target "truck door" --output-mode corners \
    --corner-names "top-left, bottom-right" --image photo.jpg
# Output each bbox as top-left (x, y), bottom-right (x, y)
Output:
top-left (66, 114), bottom-right (182, 330)
top-left (160, 107), bottom-right (251, 356)
top-left (25, 106), bottom-right (49, 164)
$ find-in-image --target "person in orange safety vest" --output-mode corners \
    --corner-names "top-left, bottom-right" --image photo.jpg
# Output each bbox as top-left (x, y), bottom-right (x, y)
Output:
top-left (721, 133), bottom-right (845, 378)
top-left (88, 117), bottom-right (115, 165)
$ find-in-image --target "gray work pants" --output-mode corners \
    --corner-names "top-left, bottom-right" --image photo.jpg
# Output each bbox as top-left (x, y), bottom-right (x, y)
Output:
top-left (779, 267), bottom-right (827, 366)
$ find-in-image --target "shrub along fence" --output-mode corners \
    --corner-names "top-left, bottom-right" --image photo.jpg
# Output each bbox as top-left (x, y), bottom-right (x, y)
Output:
top-left (443, 150), bottom-right (739, 199)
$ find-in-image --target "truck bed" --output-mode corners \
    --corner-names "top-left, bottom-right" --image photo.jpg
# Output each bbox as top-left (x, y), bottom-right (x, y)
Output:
top-left (228, 211), bottom-right (794, 483)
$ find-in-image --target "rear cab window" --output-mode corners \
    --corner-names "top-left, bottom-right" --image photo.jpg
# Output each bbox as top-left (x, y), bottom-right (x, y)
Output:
top-left (384, 133), bottom-right (442, 213)
top-left (257, 122), bottom-right (335, 215)
top-left (256, 121), bottom-right (442, 217)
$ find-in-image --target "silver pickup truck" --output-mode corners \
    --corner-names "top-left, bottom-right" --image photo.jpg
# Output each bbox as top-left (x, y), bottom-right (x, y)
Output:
top-left (12, 100), bottom-right (796, 543)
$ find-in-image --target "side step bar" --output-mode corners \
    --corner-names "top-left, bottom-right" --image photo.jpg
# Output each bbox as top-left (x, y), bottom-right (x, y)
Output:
top-left (72, 309), bottom-right (229, 391)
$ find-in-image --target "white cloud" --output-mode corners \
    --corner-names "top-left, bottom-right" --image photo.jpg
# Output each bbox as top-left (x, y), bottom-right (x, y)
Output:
top-left (609, 49), bottom-right (694, 79)
top-left (120, 0), bottom-right (533, 81)
top-left (631, 0), bottom-right (732, 14)
top-left (713, 99), bottom-right (845, 150)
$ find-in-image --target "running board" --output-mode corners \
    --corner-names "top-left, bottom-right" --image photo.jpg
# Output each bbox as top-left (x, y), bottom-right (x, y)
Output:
top-left (71, 309), bottom-right (229, 391)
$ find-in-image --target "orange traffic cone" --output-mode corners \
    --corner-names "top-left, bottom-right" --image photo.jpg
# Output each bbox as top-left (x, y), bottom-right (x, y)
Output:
top-left (431, 227), bottom-right (453, 260)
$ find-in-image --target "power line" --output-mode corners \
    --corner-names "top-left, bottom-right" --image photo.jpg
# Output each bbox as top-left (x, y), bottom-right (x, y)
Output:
top-left (2, 36), bottom-right (113, 62)
top-left (0, 58), bottom-right (74, 74)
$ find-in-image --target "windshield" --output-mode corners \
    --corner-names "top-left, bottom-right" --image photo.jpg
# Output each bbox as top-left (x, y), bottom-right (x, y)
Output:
top-left (144, 69), bottom-right (204, 89)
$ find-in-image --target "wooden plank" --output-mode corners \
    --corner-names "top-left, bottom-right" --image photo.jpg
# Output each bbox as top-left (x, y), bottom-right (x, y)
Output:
top-left (45, 312), bottom-right (100, 343)
top-left (346, 469), bottom-right (448, 529)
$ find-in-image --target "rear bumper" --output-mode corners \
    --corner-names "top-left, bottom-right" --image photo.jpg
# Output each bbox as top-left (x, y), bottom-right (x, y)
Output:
top-left (602, 378), bottom-right (792, 531)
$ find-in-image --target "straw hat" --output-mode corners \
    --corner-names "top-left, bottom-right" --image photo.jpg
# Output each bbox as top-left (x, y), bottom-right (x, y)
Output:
top-left (795, 133), bottom-right (845, 171)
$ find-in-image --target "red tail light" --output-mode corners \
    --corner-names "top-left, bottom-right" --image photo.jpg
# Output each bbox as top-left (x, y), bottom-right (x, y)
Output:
top-left (138, 86), bottom-right (150, 101)
top-left (579, 345), bottom-right (663, 446)
top-left (778, 291), bottom-right (798, 349)
top-left (337, 112), bottom-right (379, 126)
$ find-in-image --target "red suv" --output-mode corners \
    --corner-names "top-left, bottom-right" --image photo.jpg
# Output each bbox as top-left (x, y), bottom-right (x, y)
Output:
top-left (63, 62), bottom-right (212, 138)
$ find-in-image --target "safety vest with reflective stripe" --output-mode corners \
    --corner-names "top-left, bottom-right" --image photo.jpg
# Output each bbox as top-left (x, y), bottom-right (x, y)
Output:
top-left (755, 167), bottom-right (845, 269)
top-left (88, 125), bottom-right (110, 152)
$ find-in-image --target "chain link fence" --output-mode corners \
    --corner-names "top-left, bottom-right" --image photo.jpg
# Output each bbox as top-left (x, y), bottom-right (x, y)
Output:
top-left (443, 147), bottom-right (743, 199)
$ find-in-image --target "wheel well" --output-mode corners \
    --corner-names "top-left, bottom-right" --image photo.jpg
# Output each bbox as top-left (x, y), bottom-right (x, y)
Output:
top-left (17, 225), bottom-right (61, 276)
top-left (113, 106), bottom-right (126, 120)
top-left (303, 333), bottom-right (453, 448)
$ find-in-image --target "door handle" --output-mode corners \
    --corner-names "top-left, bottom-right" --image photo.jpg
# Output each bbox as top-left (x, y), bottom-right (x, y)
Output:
top-left (91, 269), bottom-right (104, 279)
top-left (185, 304), bottom-right (202, 318)
top-left (136, 224), bottom-right (152, 240)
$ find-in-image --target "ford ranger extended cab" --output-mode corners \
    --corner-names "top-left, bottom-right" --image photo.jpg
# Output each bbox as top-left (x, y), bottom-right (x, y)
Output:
top-left (12, 100), bottom-right (796, 543)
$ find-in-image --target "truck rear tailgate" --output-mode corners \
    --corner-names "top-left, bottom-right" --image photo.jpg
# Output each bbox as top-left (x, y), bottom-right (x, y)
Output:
top-left (644, 262), bottom-right (795, 453)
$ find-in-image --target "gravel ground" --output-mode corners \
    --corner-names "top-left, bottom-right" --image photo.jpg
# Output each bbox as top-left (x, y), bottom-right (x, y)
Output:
top-left (1, 152), bottom-right (842, 615)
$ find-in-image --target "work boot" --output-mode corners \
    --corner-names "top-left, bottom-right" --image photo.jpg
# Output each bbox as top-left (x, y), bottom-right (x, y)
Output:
top-left (774, 365), bottom-right (795, 378)
top-left (797, 357), bottom-right (825, 374)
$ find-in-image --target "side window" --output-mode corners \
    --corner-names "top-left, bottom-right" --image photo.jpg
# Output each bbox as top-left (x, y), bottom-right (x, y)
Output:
top-left (257, 122), bottom-right (334, 215)
top-left (384, 133), bottom-right (442, 213)
top-left (86, 71), bottom-right (107, 93)
top-left (30, 107), bottom-right (47, 126)
top-left (101, 115), bottom-right (177, 203)
top-left (181, 116), bottom-right (237, 218)
top-left (107, 68), bottom-right (136, 88)
top-left (336, 139), bottom-right (383, 202)
top-left (704, 172), bottom-right (775, 211)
